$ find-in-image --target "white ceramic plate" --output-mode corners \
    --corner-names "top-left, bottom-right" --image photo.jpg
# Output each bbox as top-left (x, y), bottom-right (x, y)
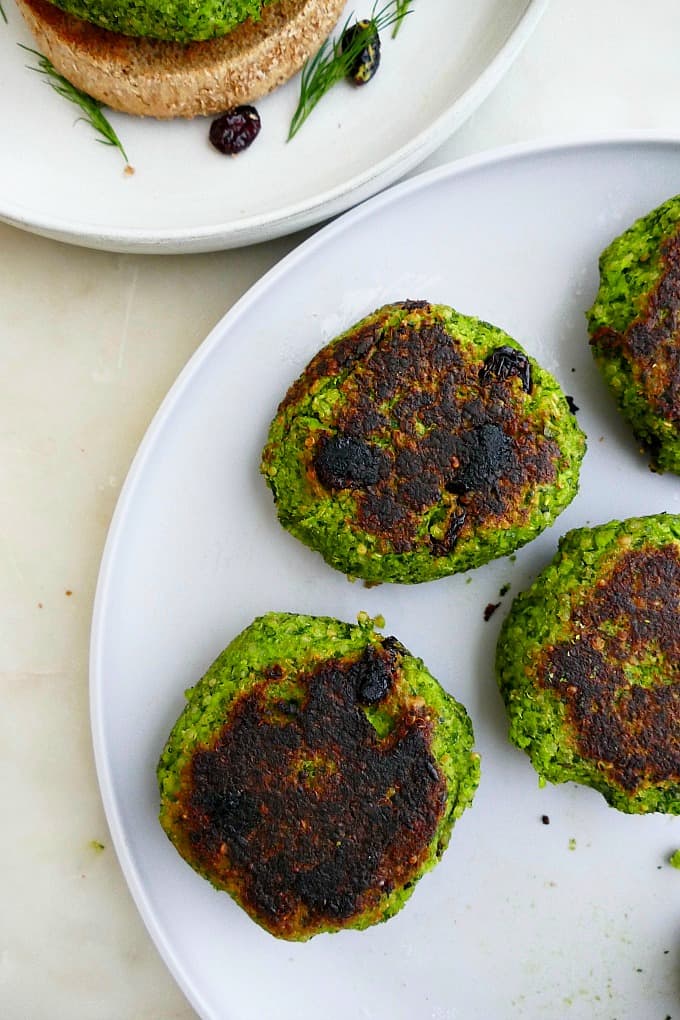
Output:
top-left (92, 138), bottom-right (680, 1020)
top-left (0, 0), bottom-right (547, 253)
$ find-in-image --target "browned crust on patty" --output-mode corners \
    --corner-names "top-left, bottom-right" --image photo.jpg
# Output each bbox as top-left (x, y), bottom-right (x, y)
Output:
top-left (15, 0), bottom-right (347, 118)
top-left (165, 644), bottom-right (447, 939)
top-left (539, 544), bottom-right (680, 793)
top-left (590, 227), bottom-right (680, 424)
top-left (286, 303), bottom-right (559, 555)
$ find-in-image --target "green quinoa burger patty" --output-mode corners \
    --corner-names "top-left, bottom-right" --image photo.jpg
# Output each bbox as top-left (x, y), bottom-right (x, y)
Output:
top-left (587, 195), bottom-right (680, 474)
top-left (496, 514), bottom-right (680, 814)
top-left (261, 301), bottom-right (586, 584)
top-left (45, 0), bottom-right (277, 41)
top-left (158, 611), bottom-right (480, 940)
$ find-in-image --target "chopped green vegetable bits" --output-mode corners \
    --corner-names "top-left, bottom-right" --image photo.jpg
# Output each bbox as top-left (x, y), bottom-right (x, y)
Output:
top-left (48, 0), bottom-right (276, 42)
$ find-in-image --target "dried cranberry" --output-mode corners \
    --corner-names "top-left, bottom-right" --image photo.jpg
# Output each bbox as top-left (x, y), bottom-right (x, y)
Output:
top-left (480, 345), bottom-right (533, 393)
top-left (483, 602), bottom-right (501, 621)
top-left (341, 20), bottom-right (381, 85)
top-left (381, 635), bottom-right (407, 657)
top-left (351, 647), bottom-right (393, 705)
top-left (445, 424), bottom-right (514, 495)
top-left (209, 106), bottom-right (261, 155)
top-left (431, 510), bottom-right (467, 555)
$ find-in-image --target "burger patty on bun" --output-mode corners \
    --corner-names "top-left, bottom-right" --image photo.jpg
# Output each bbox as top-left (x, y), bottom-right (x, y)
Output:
top-left (15, 0), bottom-right (347, 118)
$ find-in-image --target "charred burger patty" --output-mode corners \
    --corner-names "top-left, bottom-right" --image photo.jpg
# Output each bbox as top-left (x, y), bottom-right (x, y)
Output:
top-left (261, 301), bottom-right (586, 584)
top-left (157, 611), bottom-right (480, 940)
top-left (496, 514), bottom-right (680, 814)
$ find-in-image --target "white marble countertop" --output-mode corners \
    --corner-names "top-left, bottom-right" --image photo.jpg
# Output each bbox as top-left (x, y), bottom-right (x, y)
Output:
top-left (3, 1), bottom-right (680, 1017)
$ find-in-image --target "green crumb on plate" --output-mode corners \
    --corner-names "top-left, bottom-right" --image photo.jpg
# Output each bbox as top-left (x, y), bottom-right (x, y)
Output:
top-left (89, 840), bottom-right (105, 852)
top-left (568, 838), bottom-right (577, 851)
top-left (669, 849), bottom-right (680, 869)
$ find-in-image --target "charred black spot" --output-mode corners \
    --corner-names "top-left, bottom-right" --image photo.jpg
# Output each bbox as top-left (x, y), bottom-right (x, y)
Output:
top-left (395, 447), bottom-right (424, 479)
top-left (289, 853), bottom-right (359, 918)
top-left (398, 471), bottom-right (443, 509)
top-left (628, 318), bottom-right (667, 359)
top-left (189, 776), bottom-right (259, 852)
top-left (351, 646), bottom-right (394, 705)
top-left (445, 424), bottom-right (514, 495)
top-left (566, 395), bottom-right (579, 414)
top-left (361, 490), bottom-right (408, 531)
top-left (314, 433), bottom-right (389, 491)
top-left (480, 346), bottom-right (532, 393)
top-left (274, 699), bottom-right (300, 717)
top-left (420, 429), bottom-right (459, 472)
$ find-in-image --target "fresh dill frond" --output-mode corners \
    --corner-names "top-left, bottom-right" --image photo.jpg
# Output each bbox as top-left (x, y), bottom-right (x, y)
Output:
top-left (391, 0), bottom-right (413, 37)
top-left (19, 45), bottom-right (129, 162)
top-left (0, 1), bottom-right (8, 25)
top-left (288, 0), bottom-right (412, 141)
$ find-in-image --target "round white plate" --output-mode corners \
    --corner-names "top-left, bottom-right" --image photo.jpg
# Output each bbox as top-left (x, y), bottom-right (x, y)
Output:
top-left (0, 0), bottom-right (546, 253)
top-left (92, 138), bottom-right (680, 1020)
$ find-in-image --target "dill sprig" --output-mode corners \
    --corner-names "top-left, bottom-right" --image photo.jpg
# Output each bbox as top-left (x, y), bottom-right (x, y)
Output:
top-left (20, 45), bottom-right (129, 162)
top-left (0, 1), bottom-right (7, 24)
top-left (288, 1), bottom-right (412, 141)
top-left (391, 0), bottom-right (412, 37)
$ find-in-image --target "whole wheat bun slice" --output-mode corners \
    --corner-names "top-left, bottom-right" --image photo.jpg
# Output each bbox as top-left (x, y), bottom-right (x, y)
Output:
top-left (15, 0), bottom-right (347, 118)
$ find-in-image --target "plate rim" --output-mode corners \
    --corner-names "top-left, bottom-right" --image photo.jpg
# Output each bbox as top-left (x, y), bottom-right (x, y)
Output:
top-left (1, 0), bottom-right (548, 253)
top-left (90, 130), bottom-right (680, 1018)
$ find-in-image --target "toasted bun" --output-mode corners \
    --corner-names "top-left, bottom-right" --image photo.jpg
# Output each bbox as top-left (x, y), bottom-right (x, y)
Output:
top-left (15, 0), bottom-right (347, 118)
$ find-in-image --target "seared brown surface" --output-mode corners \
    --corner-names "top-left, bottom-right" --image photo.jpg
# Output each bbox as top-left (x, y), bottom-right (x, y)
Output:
top-left (591, 227), bottom-right (680, 425)
top-left (286, 303), bottom-right (559, 554)
top-left (175, 644), bottom-right (446, 938)
top-left (540, 545), bottom-right (680, 792)
top-left (15, 0), bottom-right (346, 117)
